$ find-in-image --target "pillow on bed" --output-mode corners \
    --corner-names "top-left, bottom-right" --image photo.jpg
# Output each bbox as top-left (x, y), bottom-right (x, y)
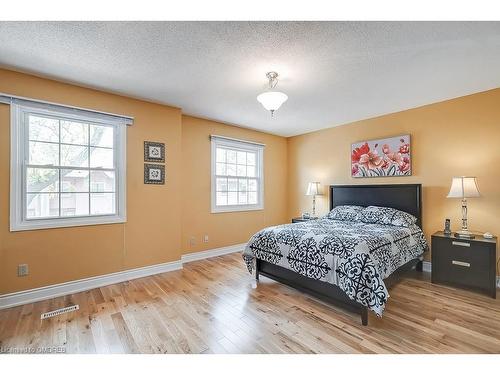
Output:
top-left (325, 205), bottom-right (364, 222)
top-left (358, 206), bottom-right (417, 227)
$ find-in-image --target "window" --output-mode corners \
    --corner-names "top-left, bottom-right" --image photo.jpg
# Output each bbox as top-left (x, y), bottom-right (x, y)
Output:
top-left (211, 135), bottom-right (264, 213)
top-left (10, 103), bottom-right (127, 231)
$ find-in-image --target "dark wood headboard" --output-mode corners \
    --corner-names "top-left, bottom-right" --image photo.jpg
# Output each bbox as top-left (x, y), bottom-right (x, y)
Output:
top-left (329, 184), bottom-right (422, 228)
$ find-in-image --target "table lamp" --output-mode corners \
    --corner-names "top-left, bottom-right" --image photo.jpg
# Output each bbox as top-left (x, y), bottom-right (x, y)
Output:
top-left (306, 182), bottom-right (321, 217)
top-left (446, 176), bottom-right (481, 238)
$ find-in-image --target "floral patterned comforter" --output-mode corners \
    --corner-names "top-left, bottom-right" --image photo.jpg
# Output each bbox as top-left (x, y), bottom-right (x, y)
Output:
top-left (243, 219), bottom-right (428, 316)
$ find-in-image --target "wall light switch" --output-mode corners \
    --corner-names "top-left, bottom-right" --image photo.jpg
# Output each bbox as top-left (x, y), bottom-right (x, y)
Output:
top-left (18, 264), bottom-right (29, 277)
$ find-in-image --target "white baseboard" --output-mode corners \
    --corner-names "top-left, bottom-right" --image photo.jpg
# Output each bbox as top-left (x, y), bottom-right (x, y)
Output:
top-left (0, 260), bottom-right (183, 310)
top-left (0, 242), bottom-right (246, 310)
top-left (181, 243), bottom-right (245, 264)
top-left (422, 261), bottom-right (432, 273)
top-left (0, 246), bottom-right (494, 310)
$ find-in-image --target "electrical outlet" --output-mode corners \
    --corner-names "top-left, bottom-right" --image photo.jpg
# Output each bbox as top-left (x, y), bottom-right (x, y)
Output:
top-left (189, 236), bottom-right (197, 247)
top-left (203, 235), bottom-right (209, 243)
top-left (497, 277), bottom-right (500, 289)
top-left (18, 264), bottom-right (29, 277)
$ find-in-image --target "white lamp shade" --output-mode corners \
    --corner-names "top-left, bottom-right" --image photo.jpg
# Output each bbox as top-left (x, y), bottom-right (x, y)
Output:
top-left (447, 177), bottom-right (481, 198)
top-left (306, 182), bottom-right (321, 196)
top-left (257, 91), bottom-right (288, 111)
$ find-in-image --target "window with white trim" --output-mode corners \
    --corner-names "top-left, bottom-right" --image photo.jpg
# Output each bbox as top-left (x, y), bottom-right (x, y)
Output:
top-left (10, 103), bottom-right (127, 231)
top-left (211, 136), bottom-right (264, 213)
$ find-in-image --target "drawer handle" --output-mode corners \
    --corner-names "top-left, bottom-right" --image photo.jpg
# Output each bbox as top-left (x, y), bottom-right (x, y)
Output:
top-left (452, 241), bottom-right (470, 247)
top-left (452, 260), bottom-right (471, 267)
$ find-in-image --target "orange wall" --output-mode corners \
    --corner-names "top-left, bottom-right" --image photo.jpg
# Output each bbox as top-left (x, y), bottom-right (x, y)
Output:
top-left (0, 69), bottom-right (289, 295)
top-left (181, 115), bottom-right (288, 253)
top-left (287, 88), bottom-right (500, 270)
top-left (1, 66), bottom-right (499, 295)
top-left (0, 68), bottom-right (184, 294)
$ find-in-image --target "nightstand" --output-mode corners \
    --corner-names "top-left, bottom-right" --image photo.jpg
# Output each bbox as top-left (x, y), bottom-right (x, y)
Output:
top-left (431, 231), bottom-right (497, 298)
top-left (291, 217), bottom-right (317, 223)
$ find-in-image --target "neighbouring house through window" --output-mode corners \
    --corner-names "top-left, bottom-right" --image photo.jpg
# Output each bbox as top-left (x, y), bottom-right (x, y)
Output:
top-left (9, 101), bottom-right (128, 231)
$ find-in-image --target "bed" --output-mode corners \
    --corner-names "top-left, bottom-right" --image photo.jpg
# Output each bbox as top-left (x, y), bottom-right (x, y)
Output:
top-left (242, 184), bottom-right (428, 325)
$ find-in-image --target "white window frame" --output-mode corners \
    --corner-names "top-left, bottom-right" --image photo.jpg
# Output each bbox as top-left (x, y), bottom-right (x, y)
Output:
top-left (10, 103), bottom-right (127, 231)
top-left (211, 136), bottom-right (264, 213)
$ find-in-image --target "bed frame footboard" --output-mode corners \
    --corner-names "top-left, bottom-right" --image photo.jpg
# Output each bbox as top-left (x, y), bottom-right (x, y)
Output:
top-left (255, 257), bottom-right (421, 326)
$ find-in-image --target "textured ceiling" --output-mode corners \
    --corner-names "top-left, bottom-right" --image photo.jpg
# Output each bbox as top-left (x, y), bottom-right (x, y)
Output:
top-left (0, 21), bottom-right (499, 137)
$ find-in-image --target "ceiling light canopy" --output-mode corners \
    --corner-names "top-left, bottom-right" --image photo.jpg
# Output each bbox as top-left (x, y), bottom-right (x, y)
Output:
top-left (257, 71), bottom-right (288, 118)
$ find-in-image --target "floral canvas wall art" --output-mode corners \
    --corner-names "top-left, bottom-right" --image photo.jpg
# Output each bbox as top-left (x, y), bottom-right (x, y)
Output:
top-left (351, 135), bottom-right (411, 178)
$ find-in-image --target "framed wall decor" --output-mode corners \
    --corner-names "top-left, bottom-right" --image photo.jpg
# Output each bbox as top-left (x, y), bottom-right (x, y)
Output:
top-left (351, 134), bottom-right (411, 178)
top-left (144, 164), bottom-right (165, 185)
top-left (144, 141), bottom-right (165, 163)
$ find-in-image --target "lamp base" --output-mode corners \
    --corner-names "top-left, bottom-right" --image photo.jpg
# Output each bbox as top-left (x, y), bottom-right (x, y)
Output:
top-left (454, 231), bottom-right (475, 239)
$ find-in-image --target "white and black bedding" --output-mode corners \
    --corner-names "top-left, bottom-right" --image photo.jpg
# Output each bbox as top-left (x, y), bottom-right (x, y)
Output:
top-left (243, 218), bottom-right (428, 316)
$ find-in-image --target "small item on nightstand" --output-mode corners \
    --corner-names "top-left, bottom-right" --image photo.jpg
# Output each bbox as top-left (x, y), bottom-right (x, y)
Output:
top-left (302, 212), bottom-right (311, 219)
top-left (483, 232), bottom-right (493, 239)
top-left (443, 218), bottom-right (451, 236)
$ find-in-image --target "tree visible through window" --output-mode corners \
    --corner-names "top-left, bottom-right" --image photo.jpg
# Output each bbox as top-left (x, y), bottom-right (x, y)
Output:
top-left (10, 103), bottom-right (127, 231)
top-left (27, 114), bottom-right (116, 218)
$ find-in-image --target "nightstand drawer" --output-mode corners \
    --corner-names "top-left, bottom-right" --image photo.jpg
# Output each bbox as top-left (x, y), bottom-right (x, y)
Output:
top-left (432, 236), bottom-right (493, 292)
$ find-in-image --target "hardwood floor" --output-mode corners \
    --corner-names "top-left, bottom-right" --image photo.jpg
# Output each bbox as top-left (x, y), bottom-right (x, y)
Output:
top-left (1, 253), bottom-right (499, 354)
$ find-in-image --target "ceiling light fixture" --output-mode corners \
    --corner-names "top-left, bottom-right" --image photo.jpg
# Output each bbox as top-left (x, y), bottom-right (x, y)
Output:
top-left (257, 71), bottom-right (288, 118)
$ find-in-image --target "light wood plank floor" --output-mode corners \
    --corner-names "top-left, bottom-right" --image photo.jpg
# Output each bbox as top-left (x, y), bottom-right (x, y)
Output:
top-left (1, 253), bottom-right (499, 354)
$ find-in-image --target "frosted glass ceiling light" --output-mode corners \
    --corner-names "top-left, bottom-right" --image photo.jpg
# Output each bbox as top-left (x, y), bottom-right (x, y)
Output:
top-left (257, 71), bottom-right (288, 118)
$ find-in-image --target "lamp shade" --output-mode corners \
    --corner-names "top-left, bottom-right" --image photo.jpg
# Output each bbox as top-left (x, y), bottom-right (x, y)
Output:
top-left (306, 182), bottom-right (321, 196)
top-left (447, 177), bottom-right (481, 198)
top-left (256, 91), bottom-right (288, 111)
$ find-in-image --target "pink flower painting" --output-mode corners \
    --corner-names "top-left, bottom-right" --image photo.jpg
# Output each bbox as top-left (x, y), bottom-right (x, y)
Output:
top-left (351, 135), bottom-right (411, 178)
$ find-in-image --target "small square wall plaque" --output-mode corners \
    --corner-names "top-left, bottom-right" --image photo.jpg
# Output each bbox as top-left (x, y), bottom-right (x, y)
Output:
top-left (144, 164), bottom-right (165, 185)
top-left (144, 141), bottom-right (165, 163)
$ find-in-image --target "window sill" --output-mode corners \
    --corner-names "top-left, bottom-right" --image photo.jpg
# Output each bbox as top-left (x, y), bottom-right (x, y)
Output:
top-left (10, 214), bottom-right (126, 232)
top-left (211, 205), bottom-right (264, 214)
